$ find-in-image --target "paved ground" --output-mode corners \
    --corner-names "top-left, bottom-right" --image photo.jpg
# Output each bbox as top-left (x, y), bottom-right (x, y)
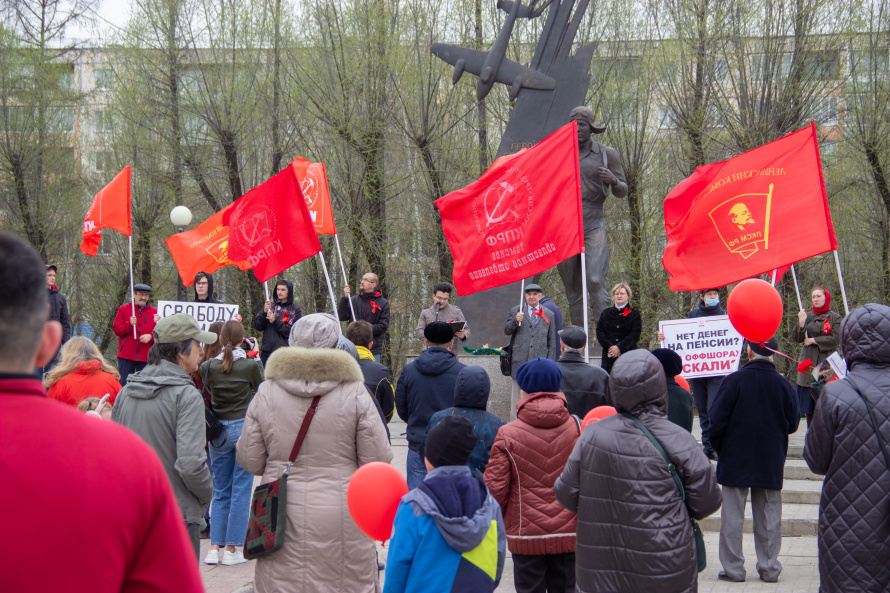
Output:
top-left (201, 419), bottom-right (821, 593)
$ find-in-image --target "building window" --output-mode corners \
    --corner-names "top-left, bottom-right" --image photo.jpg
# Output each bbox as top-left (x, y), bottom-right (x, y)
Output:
top-left (95, 150), bottom-right (114, 172)
top-left (803, 51), bottom-right (840, 80)
top-left (851, 49), bottom-right (889, 84)
top-left (750, 53), bottom-right (792, 82)
top-left (95, 68), bottom-right (113, 91)
top-left (95, 109), bottom-right (113, 134)
top-left (813, 96), bottom-right (839, 126)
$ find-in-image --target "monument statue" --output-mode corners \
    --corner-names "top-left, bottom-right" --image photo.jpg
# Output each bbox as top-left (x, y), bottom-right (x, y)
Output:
top-left (557, 106), bottom-right (628, 327)
top-left (430, 0), bottom-right (600, 349)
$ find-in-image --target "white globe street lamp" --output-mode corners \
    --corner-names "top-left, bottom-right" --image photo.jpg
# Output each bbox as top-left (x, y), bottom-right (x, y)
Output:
top-left (170, 206), bottom-right (192, 300)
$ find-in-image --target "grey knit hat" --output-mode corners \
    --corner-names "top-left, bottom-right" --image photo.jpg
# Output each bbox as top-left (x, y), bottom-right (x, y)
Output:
top-left (289, 313), bottom-right (340, 348)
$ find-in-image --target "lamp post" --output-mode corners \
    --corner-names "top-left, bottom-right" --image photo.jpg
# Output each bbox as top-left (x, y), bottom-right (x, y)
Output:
top-left (170, 206), bottom-right (192, 301)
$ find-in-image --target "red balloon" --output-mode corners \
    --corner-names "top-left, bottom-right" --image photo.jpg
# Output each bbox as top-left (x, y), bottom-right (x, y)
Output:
top-left (676, 375), bottom-right (691, 392)
top-left (727, 279), bottom-right (783, 343)
top-left (347, 462), bottom-right (408, 541)
top-left (581, 405), bottom-right (618, 431)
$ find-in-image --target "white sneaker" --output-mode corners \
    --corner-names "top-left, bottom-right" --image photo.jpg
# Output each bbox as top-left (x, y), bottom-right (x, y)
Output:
top-left (204, 549), bottom-right (219, 565)
top-left (221, 550), bottom-right (247, 565)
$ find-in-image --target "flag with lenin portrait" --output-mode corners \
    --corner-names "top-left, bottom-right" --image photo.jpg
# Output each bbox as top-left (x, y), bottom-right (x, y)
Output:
top-left (436, 121), bottom-right (584, 295)
top-left (662, 122), bottom-right (837, 290)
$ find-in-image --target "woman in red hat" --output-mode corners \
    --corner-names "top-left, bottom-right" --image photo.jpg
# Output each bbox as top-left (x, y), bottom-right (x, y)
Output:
top-left (792, 286), bottom-right (842, 424)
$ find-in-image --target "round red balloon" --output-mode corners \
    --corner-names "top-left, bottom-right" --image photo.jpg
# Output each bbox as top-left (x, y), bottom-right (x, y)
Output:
top-left (581, 405), bottom-right (618, 431)
top-left (676, 375), bottom-right (691, 392)
top-left (347, 462), bottom-right (408, 541)
top-left (727, 279), bottom-right (783, 343)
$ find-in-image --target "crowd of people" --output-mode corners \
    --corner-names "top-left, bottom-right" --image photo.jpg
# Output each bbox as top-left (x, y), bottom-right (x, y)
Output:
top-left (4, 228), bottom-right (889, 593)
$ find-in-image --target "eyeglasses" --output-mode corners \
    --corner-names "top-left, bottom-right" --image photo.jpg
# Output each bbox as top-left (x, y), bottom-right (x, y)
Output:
top-left (196, 281), bottom-right (209, 286)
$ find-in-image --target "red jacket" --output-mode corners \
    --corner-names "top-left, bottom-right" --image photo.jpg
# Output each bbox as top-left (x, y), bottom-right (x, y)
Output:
top-left (47, 360), bottom-right (122, 406)
top-left (0, 377), bottom-right (203, 592)
top-left (113, 302), bottom-right (157, 362)
top-left (484, 391), bottom-right (580, 555)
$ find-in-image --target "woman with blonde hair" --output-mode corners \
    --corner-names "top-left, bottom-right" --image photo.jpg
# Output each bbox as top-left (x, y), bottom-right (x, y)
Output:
top-left (201, 320), bottom-right (263, 566)
top-left (595, 282), bottom-right (642, 373)
top-left (45, 336), bottom-right (122, 406)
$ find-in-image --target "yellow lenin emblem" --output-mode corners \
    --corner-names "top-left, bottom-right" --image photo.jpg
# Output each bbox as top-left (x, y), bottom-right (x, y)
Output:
top-left (708, 184), bottom-right (773, 259)
top-left (206, 234), bottom-right (234, 266)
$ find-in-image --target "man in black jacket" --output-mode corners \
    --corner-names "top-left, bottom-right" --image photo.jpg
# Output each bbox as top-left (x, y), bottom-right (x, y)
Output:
top-left (345, 320), bottom-right (395, 422)
top-left (194, 271), bottom-right (242, 322)
top-left (556, 326), bottom-right (609, 417)
top-left (708, 338), bottom-right (799, 583)
top-left (338, 272), bottom-right (390, 362)
top-left (43, 264), bottom-right (70, 374)
top-left (395, 322), bottom-right (465, 489)
top-left (253, 279), bottom-right (301, 365)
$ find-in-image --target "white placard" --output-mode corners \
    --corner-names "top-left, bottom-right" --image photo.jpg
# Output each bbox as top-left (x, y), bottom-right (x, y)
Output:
top-left (659, 315), bottom-right (743, 379)
top-left (157, 301), bottom-right (240, 331)
top-left (826, 351), bottom-right (847, 379)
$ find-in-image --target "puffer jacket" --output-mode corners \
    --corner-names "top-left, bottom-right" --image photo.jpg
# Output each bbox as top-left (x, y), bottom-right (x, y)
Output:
top-left (804, 304), bottom-right (890, 593)
top-left (253, 279), bottom-right (302, 354)
top-left (395, 347), bottom-right (465, 450)
top-left (111, 360), bottom-right (212, 523)
top-left (338, 290), bottom-right (390, 354)
top-left (554, 349), bottom-right (722, 593)
top-left (484, 391), bottom-right (579, 555)
top-left (237, 346), bottom-right (393, 593)
top-left (790, 309), bottom-right (842, 387)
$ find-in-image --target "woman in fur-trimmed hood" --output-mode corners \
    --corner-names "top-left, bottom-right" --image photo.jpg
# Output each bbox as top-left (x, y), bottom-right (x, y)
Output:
top-left (237, 314), bottom-right (393, 593)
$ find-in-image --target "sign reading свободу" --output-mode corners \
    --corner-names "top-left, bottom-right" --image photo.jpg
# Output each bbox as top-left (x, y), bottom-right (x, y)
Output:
top-left (158, 301), bottom-right (240, 332)
top-left (658, 315), bottom-right (743, 379)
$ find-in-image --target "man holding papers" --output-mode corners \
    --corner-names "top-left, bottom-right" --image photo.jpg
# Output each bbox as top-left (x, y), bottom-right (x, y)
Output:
top-left (415, 282), bottom-right (470, 344)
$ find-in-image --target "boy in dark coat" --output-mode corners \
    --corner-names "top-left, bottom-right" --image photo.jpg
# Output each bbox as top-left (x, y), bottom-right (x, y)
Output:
top-left (708, 338), bottom-right (800, 583)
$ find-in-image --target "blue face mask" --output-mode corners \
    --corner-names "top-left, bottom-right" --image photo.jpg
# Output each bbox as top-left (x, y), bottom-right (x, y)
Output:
top-left (705, 297), bottom-right (720, 307)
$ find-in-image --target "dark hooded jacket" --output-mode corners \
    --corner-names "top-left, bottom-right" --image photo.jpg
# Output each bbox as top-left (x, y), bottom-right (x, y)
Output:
top-left (193, 271), bottom-right (221, 303)
top-left (338, 290), bottom-right (390, 354)
top-left (384, 466), bottom-right (505, 593)
top-left (804, 304), bottom-right (890, 593)
top-left (253, 279), bottom-right (301, 354)
top-left (554, 349), bottom-right (722, 593)
top-left (395, 347), bottom-right (465, 450)
top-left (426, 367), bottom-right (506, 473)
top-left (48, 285), bottom-right (71, 344)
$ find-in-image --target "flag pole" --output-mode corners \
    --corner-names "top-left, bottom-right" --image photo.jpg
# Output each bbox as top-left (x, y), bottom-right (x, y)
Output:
top-left (128, 236), bottom-right (137, 339)
top-left (833, 251), bottom-right (850, 315)
top-left (333, 234), bottom-right (356, 321)
top-left (263, 281), bottom-right (269, 302)
top-left (770, 269), bottom-right (777, 287)
top-left (581, 253), bottom-right (589, 364)
top-left (518, 279), bottom-right (525, 327)
top-left (790, 264), bottom-right (804, 311)
top-left (318, 251), bottom-right (342, 333)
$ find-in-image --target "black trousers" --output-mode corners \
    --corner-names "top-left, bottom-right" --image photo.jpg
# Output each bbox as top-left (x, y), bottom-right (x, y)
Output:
top-left (512, 552), bottom-right (576, 593)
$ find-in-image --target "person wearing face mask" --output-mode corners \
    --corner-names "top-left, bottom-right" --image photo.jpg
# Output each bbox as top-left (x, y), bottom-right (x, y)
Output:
top-left (595, 282), bottom-right (642, 374)
top-left (791, 286), bottom-right (842, 425)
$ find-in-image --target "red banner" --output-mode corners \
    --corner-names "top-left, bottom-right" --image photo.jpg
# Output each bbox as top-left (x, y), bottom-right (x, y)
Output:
top-left (662, 123), bottom-right (837, 290)
top-left (165, 204), bottom-right (251, 286)
top-left (223, 166), bottom-right (321, 283)
top-left (435, 122), bottom-right (584, 295)
top-left (81, 166), bottom-right (132, 256)
top-left (292, 158), bottom-right (336, 235)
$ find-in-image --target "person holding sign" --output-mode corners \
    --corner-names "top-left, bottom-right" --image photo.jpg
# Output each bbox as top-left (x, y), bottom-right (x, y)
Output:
top-left (791, 286), bottom-right (841, 425)
top-left (253, 279), bottom-right (301, 366)
top-left (595, 283), bottom-right (641, 374)
top-left (415, 282), bottom-right (469, 345)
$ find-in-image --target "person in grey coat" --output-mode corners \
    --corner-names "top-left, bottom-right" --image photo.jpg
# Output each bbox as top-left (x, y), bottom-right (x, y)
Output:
top-left (804, 303), bottom-right (890, 593)
top-left (505, 283), bottom-right (558, 418)
top-left (112, 314), bottom-right (216, 558)
top-left (554, 349), bottom-right (722, 593)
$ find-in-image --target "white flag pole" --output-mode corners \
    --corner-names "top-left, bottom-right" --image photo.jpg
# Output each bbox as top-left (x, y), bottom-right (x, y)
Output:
top-left (333, 234), bottom-right (356, 321)
top-left (770, 268), bottom-right (778, 287)
top-left (518, 279), bottom-right (525, 327)
top-left (128, 235), bottom-right (137, 339)
top-left (263, 281), bottom-right (269, 302)
top-left (318, 251), bottom-right (342, 333)
top-left (790, 264), bottom-right (804, 311)
top-left (581, 253), bottom-right (589, 363)
top-left (833, 251), bottom-right (850, 315)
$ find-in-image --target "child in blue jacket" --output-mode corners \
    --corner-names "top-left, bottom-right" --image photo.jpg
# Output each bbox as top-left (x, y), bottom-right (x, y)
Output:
top-left (383, 415), bottom-right (506, 593)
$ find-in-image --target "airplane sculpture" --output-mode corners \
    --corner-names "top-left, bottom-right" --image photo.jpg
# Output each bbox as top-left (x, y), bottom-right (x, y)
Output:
top-left (430, 0), bottom-right (557, 101)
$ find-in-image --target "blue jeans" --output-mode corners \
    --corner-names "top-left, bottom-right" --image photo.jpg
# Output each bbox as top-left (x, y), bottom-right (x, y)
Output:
top-left (209, 418), bottom-right (254, 546)
top-left (690, 375), bottom-right (725, 451)
top-left (118, 358), bottom-right (147, 385)
top-left (406, 448), bottom-right (427, 490)
top-left (374, 353), bottom-right (381, 364)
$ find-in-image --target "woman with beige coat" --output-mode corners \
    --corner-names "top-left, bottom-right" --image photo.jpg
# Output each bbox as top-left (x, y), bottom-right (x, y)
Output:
top-left (237, 313), bottom-right (393, 593)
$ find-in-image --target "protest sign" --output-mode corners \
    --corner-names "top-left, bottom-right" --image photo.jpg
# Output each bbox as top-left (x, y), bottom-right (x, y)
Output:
top-left (659, 315), bottom-right (743, 379)
top-left (158, 301), bottom-right (240, 331)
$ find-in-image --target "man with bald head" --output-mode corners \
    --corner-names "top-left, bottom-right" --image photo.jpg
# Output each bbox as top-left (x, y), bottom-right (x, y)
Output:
top-left (338, 271), bottom-right (390, 362)
top-left (556, 106), bottom-right (628, 327)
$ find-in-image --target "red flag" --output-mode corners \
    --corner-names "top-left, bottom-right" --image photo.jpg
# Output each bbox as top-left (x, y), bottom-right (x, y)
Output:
top-left (165, 203), bottom-right (252, 286)
top-left (223, 166), bottom-right (321, 283)
top-left (291, 159), bottom-right (337, 235)
top-left (435, 122), bottom-right (584, 295)
top-left (662, 122), bottom-right (837, 290)
top-left (81, 166), bottom-right (132, 256)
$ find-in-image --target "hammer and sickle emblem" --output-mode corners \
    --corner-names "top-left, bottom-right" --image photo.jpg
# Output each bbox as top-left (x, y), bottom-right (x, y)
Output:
top-left (238, 211), bottom-right (273, 247)
top-left (301, 174), bottom-right (317, 208)
top-left (484, 181), bottom-right (520, 227)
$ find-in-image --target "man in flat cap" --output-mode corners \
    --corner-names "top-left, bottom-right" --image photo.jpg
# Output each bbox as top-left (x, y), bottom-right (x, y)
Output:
top-left (395, 321), bottom-right (466, 489)
top-left (556, 326), bottom-right (610, 417)
top-left (505, 284), bottom-right (558, 417)
top-left (557, 106), bottom-right (628, 329)
top-left (112, 283), bottom-right (160, 384)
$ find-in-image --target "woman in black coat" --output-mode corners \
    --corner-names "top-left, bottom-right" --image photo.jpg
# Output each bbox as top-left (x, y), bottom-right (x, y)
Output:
top-left (595, 282), bottom-right (642, 373)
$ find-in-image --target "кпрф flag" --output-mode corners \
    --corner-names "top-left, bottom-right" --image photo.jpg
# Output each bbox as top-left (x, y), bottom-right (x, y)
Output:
top-left (662, 122), bottom-right (837, 291)
top-left (81, 166), bottom-right (132, 256)
top-left (165, 203), bottom-right (251, 286)
top-left (435, 121), bottom-right (584, 296)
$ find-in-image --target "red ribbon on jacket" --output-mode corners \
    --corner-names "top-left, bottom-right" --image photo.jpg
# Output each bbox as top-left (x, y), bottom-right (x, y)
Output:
top-left (370, 301), bottom-right (381, 313)
top-left (823, 318), bottom-right (831, 335)
top-left (620, 307), bottom-right (632, 317)
top-left (534, 308), bottom-right (549, 323)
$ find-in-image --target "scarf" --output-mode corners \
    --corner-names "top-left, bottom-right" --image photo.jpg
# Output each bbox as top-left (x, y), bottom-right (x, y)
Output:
top-left (356, 345), bottom-right (375, 361)
top-left (215, 346), bottom-right (247, 362)
top-left (813, 286), bottom-right (831, 316)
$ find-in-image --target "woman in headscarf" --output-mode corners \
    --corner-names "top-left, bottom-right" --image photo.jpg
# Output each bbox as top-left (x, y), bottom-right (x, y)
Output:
top-left (237, 313), bottom-right (393, 593)
top-left (791, 286), bottom-right (842, 425)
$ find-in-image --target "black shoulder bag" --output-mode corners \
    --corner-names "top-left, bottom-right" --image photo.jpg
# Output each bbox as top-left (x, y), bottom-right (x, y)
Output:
top-left (845, 377), bottom-right (890, 472)
top-left (623, 412), bottom-right (707, 572)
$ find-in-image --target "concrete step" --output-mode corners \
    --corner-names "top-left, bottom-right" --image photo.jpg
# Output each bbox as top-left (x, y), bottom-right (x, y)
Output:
top-left (787, 444), bottom-right (804, 459)
top-left (709, 458), bottom-right (823, 481)
top-left (780, 479), bottom-right (822, 505)
top-left (699, 500), bottom-right (818, 536)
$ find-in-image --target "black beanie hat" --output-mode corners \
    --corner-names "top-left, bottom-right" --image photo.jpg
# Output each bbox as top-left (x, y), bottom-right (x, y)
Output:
top-left (423, 415), bottom-right (476, 468)
top-left (424, 321), bottom-right (455, 345)
top-left (651, 348), bottom-right (683, 377)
